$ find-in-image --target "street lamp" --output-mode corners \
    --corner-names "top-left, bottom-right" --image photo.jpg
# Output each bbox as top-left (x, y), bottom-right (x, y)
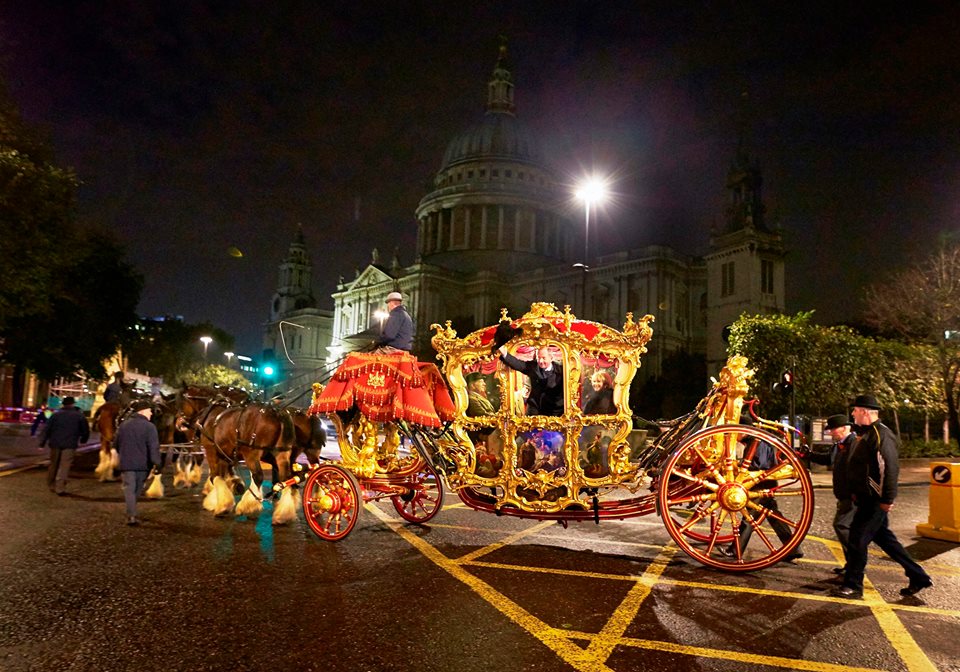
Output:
top-left (199, 335), bottom-right (213, 361)
top-left (374, 309), bottom-right (388, 331)
top-left (574, 175), bottom-right (609, 316)
top-left (224, 351), bottom-right (234, 367)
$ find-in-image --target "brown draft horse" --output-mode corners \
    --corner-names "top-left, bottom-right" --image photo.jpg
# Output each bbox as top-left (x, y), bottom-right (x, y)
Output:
top-left (91, 380), bottom-right (146, 481)
top-left (289, 408), bottom-right (326, 468)
top-left (198, 400), bottom-right (299, 524)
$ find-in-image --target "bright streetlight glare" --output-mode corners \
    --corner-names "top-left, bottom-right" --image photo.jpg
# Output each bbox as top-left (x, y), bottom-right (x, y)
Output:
top-left (575, 177), bottom-right (608, 205)
top-left (224, 351), bottom-right (234, 366)
top-left (263, 365), bottom-right (274, 376)
top-left (199, 335), bottom-right (213, 360)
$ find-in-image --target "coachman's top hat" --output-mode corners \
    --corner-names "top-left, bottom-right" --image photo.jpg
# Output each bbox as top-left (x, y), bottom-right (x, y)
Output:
top-left (852, 394), bottom-right (882, 410)
top-left (61, 396), bottom-right (76, 406)
top-left (825, 414), bottom-right (852, 430)
top-left (130, 400), bottom-right (153, 413)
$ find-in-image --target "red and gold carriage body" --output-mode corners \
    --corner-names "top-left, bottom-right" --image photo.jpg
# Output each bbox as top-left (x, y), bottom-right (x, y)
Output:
top-left (294, 302), bottom-right (814, 572)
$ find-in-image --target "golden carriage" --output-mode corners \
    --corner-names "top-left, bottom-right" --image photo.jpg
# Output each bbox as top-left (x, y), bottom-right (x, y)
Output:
top-left (279, 302), bottom-right (813, 571)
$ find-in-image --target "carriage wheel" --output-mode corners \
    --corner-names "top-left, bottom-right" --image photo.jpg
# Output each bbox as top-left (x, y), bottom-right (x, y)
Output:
top-left (302, 463), bottom-right (363, 541)
top-left (663, 477), bottom-right (735, 545)
top-left (657, 424), bottom-right (814, 572)
top-left (391, 462), bottom-right (444, 524)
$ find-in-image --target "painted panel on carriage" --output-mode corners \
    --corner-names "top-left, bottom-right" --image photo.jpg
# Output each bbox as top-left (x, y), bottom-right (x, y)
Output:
top-left (515, 429), bottom-right (566, 474)
top-left (472, 428), bottom-right (504, 478)
top-left (579, 355), bottom-right (618, 415)
top-left (462, 368), bottom-right (501, 417)
top-left (578, 425), bottom-right (615, 478)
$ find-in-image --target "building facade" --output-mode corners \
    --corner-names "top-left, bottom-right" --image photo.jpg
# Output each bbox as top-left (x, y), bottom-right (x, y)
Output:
top-left (269, 43), bottom-right (784, 385)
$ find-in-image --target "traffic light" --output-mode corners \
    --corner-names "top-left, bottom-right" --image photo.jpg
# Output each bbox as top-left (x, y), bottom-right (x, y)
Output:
top-left (772, 369), bottom-right (794, 395)
top-left (262, 364), bottom-right (275, 378)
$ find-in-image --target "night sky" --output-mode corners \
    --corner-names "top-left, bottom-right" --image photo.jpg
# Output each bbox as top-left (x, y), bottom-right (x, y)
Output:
top-left (4, 2), bottom-right (959, 356)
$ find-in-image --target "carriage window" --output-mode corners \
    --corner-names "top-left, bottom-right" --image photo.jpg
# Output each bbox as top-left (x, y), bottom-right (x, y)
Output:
top-left (580, 356), bottom-right (618, 415)
top-left (471, 428), bottom-right (504, 478)
top-left (516, 429), bottom-right (565, 473)
top-left (497, 344), bottom-right (564, 417)
top-left (464, 370), bottom-right (501, 417)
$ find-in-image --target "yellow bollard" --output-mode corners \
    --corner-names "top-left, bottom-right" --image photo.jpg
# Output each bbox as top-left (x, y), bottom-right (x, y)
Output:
top-left (917, 462), bottom-right (960, 542)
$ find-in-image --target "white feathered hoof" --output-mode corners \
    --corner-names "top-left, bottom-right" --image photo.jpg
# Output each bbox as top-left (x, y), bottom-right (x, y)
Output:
top-left (271, 488), bottom-right (298, 526)
top-left (235, 488), bottom-right (263, 517)
top-left (173, 463), bottom-right (187, 488)
top-left (201, 476), bottom-right (213, 495)
top-left (202, 476), bottom-right (235, 516)
top-left (187, 464), bottom-right (203, 487)
top-left (94, 450), bottom-right (113, 482)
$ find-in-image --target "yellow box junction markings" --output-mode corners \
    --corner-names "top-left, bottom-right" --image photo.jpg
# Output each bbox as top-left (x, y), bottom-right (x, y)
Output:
top-left (367, 504), bottom-right (953, 671)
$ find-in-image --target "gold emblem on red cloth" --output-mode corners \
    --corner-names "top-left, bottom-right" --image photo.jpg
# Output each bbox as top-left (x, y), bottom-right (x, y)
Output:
top-left (367, 372), bottom-right (386, 388)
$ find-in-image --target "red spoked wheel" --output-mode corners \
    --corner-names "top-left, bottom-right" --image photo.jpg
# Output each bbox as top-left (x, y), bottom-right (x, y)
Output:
top-left (664, 477), bottom-right (735, 545)
top-left (391, 462), bottom-right (444, 524)
top-left (657, 424), bottom-right (814, 572)
top-left (302, 463), bottom-right (363, 541)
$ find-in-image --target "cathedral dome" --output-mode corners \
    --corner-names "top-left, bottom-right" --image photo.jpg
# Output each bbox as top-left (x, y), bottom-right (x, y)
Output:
top-left (440, 112), bottom-right (543, 170)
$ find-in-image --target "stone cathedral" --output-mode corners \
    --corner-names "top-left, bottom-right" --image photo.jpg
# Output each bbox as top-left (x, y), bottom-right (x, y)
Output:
top-left (264, 44), bottom-right (784, 387)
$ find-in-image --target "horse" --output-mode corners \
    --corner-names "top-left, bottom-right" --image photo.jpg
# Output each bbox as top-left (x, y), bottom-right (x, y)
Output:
top-left (197, 400), bottom-right (299, 524)
top-left (289, 408), bottom-right (326, 468)
top-left (91, 384), bottom-right (165, 481)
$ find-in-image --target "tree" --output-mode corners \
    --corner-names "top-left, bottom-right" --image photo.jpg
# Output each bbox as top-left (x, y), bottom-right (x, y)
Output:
top-left (1, 82), bottom-right (143, 393)
top-left (726, 312), bottom-right (942, 425)
top-left (180, 364), bottom-right (251, 390)
top-left (864, 244), bottom-right (960, 447)
top-left (125, 318), bottom-right (235, 384)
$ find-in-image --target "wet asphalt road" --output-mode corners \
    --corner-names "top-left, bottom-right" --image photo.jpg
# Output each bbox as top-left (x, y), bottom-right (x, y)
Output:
top-left (1, 449), bottom-right (959, 672)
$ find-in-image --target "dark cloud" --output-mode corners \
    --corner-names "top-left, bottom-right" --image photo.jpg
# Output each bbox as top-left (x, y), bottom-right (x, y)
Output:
top-left (5, 1), bottom-right (959, 353)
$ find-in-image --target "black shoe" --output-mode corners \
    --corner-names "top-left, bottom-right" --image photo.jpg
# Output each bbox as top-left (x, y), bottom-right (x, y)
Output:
top-left (832, 567), bottom-right (846, 576)
top-left (899, 577), bottom-right (933, 597)
top-left (716, 545), bottom-right (736, 558)
top-left (830, 585), bottom-right (863, 599)
top-left (55, 490), bottom-right (67, 496)
top-left (783, 551), bottom-right (804, 562)
top-left (126, 517), bottom-right (140, 526)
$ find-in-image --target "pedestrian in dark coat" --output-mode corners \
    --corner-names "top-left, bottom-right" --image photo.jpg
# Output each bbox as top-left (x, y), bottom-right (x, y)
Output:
top-left (38, 396), bottom-right (90, 495)
top-left (831, 395), bottom-right (932, 599)
top-left (808, 414), bottom-right (858, 577)
top-left (116, 400), bottom-right (161, 525)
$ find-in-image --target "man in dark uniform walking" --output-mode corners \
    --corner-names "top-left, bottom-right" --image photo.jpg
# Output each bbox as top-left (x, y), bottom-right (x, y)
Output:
top-left (116, 399), bottom-right (161, 526)
top-left (831, 395), bottom-right (933, 599)
top-left (38, 396), bottom-right (90, 495)
top-left (808, 414), bottom-right (858, 578)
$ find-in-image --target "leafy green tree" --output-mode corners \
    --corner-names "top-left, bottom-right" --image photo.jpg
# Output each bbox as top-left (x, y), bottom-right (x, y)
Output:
top-left (1, 82), bottom-right (142, 394)
top-left (864, 244), bottom-right (960, 446)
top-left (180, 364), bottom-right (251, 390)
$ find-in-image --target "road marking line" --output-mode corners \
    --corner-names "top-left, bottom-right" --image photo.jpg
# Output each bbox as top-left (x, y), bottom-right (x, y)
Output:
top-left (559, 629), bottom-right (888, 672)
top-left (586, 545), bottom-right (676, 661)
top-left (366, 504), bottom-right (617, 672)
top-left (466, 562), bottom-right (960, 619)
top-left (0, 464), bottom-right (42, 477)
top-left (455, 520), bottom-right (555, 564)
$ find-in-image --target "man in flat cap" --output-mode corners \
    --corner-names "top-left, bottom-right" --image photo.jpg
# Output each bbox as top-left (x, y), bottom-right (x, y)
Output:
top-left (375, 291), bottom-right (413, 352)
top-left (832, 395), bottom-right (933, 598)
top-left (808, 414), bottom-right (858, 578)
top-left (116, 399), bottom-right (161, 526)
top-left (38, 396), bottom-right (90, 495)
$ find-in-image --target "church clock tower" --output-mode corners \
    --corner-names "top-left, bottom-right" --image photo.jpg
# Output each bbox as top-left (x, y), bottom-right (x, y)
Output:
top-left (704, 106), bottom-right (785, 375)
